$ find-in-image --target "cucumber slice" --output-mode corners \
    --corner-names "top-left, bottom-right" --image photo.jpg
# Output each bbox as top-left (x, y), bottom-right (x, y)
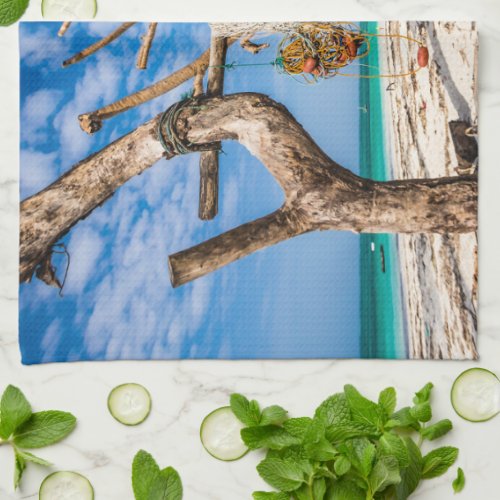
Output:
top-left (107, 383), bottom-right (151, 426)
top-left (42, 0), bottom-right (97, 20)
top-left (451, 368), bottom-right (500, 422)
top-left (39, 471), bottom-right (94, 500)
top-left (200, 406), bottom-right (248, 461)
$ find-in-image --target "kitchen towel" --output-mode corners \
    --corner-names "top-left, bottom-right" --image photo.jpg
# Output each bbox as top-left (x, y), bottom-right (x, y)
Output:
top-left (19, 21), bottom-right (478, 363)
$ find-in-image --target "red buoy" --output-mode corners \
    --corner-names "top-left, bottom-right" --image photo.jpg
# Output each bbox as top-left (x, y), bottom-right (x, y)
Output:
top-left (303, 57), bottom-right (318, 73)
top-left (346, 40), bottom-right (359, 58)
top-left (417, 46), bottom-right (429, 67)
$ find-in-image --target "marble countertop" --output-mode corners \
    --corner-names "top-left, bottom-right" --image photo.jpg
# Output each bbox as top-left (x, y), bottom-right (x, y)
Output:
top-left (1, 1), bottom-right (499, 498)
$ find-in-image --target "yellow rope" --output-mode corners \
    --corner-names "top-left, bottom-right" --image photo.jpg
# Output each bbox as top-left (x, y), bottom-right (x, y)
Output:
top-left (278, 24), bottom-right (425, 82)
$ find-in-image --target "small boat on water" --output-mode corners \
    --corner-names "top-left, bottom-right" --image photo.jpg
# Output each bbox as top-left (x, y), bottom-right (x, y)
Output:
top-left (380, 245), bottom-right (386, 273)
top-left (371, 242), bottom-right (375, 252)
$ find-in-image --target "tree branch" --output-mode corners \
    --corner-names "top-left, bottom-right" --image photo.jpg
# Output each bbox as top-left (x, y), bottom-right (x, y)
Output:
top-left (20, 116), bottom-right (165, 282)
top-left (62, 23), bottom-right (136, 68)
top-left (240, 38), bottom-right (270, 54)
top-left (198, 35), bottom-right (229, 220)
top-left (58, 22), bottom-right (72, 37)
top-left (21, 93), bottom-right (477, 287)
top-left (136, 22), bottom-right (158, 70)
top-left (169, 208), bottom-right (309, 287)
top-left (78, 39), bottom-right (236, 134)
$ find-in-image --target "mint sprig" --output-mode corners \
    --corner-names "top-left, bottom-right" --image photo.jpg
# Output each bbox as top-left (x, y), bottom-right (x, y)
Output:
top-left (132, 450), bottom-right (182, 500)
top-left (452, 467), bottom-right (465, 493)
top-left (0, 385), bottom-right (77, 489)
top-left (227, 383), bottom-right (461, 499)
top-left (0, 0), bottom-right (30, 26)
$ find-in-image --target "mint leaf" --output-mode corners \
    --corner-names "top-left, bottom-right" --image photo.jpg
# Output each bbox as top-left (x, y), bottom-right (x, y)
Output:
top-left (15, 450), bottom-right (52, 466)
top-left (326, 479), bottom-right (366, 500)
top-left (325, 422), bottom-right (379, 442)
top-left (378, 387), bottom-right (397, 417)
top-left (378, 432), bottom-right (409, 468)
top-left (13, 450), bottom-right (26, 489)
top-left (13, 411), bottom-right (76, 449)
top-left (283, 417), bottom-right (312, 439)
top-left (260, 406), bottom-right (288, 426)
top-left (0, 0), bottom-right (29, 26)
top-left (314, 393), bottom-right (350, 426)
top-left (413, 383), bottom-right (433, 405)
top-left (132, 450), bottom-right (161, 500)
top-left (334, 456), bottom-right (351, 476)
top-left (303, 419), bottom-right (337, 461)
top-left (230, 394), bottom-right (261, 427)
top-left (420, 419), bottom-right (453, 441)
top-left (253, 492), bottom-right (290, 500)
top-left (313, 477), bottom-right (327, 499)
top-left (410, 402), bottom-right (432, 423)
top-left (368, 455), bottom-right (401, 494)
top-left (148, 467), bottom-right (182, 500)
top-left (241, 425), bottom-right (300, 450)
top-left (344, 385), bottom-right (382, 428)
top-left (257, 457), bottom-right (305, 492)
top-left (0, 385), bottom-right (32, 439)
top-left (422, 447), bottom-right (459, 479)
top-left (452, 467), bottom-right (465, 493)
top-left (339, 438), bottom-right (376, 478)
top-left (395, 438), bottom-right (423, 500)
top-left (385, 407), bottom-right (420, 430)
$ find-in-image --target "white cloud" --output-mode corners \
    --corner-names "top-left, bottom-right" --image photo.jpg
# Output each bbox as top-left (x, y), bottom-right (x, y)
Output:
top-left (20, 25), bottom-right (69, 68)
top-left (20, 149), bottom-right (59, 199)
top-left (41, 318), bottom-right (63, 362)
top-left (80, 153), bottom-right (220, 360)
top-left (65, 225), bottom-right (105, 295)
top-left (53, 51), bottom-right (123, 163)
top-left (21, 89), bottom-right (64, 147)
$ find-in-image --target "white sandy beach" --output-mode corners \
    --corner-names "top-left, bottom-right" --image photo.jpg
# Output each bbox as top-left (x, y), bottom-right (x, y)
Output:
top-left (381, 22), bottom-right (478, 359)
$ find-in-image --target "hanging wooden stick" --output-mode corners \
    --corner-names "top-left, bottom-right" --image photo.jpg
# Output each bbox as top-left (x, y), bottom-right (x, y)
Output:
top-left (62, 22), bottom-right (136, 67)
top-left (136, 22), bottom-right (158, 70)
top-left (198, 35), bottom-right (229, 220)
top-left (58, 22), bottom-right (72, 37)
top-left (192, 65), bottom-right (207, 97)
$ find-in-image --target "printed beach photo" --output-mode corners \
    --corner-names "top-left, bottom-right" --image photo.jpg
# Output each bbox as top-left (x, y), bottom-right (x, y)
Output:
top-left (19, 21), bottom-right (478, 363)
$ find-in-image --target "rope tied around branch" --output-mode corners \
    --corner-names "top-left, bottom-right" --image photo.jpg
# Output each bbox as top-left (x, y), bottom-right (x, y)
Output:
top-left (157, 98), bottom-right (216, 157)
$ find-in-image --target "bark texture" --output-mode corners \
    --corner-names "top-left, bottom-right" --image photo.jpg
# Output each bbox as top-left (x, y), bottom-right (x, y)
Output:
top-left (198, 35), bottom-right (229, 220)
top-left (136, 22), bottom-right (158, 70)
top-left (62, 22), bottom-right (136, 68)
top-left (20, 93), bottom-right (477, 288)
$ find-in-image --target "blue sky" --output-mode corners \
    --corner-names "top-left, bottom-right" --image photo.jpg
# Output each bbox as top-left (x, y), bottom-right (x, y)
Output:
top-left (19, 22), bottom-right (360, 363)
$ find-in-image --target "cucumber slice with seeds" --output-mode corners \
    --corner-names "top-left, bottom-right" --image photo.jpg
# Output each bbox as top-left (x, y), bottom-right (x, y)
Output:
top-left (42, 0), bottom-right (97, 19)
top-left (39, 471), bottom-right (94, 500)
top-left (451, 368), bottom-right (500, 422)
top-left (200, 406), bottom-right (248, 461)
top-left (108, 383), bottom-right (151, 426)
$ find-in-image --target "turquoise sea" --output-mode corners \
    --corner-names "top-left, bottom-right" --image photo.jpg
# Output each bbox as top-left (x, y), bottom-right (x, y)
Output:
top-left (358, 22), bottom-right (408, 358)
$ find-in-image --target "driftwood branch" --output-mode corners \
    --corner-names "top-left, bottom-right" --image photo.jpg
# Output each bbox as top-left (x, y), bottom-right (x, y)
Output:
top-left (78, 39), bottom-right (236, 134)
top-left (240, 38), bottom-right (270, 54)
top-left (58, 22), bottom-right (72, 37)
top-left (198, 35), bottom-right (229, 220)
top-left (136, 22), bottom-right (158, 70)
top-left (20, 93), bottom-right (477, 288)
top-left (62, 22), bottom-right (136, 68)
top-left (169, 209), bottom-right (308, 286)
top-left (192, 66), bottom-right (207, 97)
